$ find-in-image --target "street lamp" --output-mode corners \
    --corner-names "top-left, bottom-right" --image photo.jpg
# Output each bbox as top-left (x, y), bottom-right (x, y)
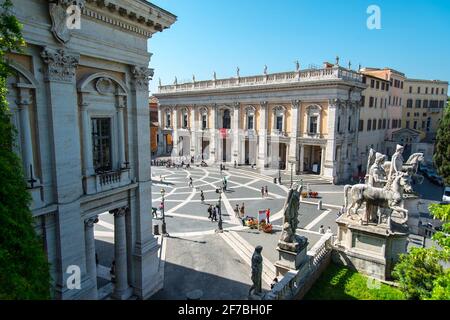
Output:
top-left (161, 188), bottom-right (169, 236)
top-left (216, 187), bottom-right (223, 232)
top-left (290, 162), bottom-right (294, 188)
top-left (278, 158), bottom-right (282, 185)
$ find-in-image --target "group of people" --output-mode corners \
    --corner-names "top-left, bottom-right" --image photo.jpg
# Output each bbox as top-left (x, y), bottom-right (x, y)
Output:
top-left (318, 225), bottom-right (333, 235)
top-left (234, 203), bottom-right (246, 219)
top-left (207, 204), bottom-right (221, 222)
top-left (261, 186), bottom-right (269, 198)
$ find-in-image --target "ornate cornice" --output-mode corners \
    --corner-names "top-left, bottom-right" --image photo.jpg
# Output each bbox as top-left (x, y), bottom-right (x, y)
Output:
top-left (41, 48), bottom-right (80, 83)
top-left (131, 66), bottom-right (153, 91)
top-left (291, 99), bottom-right (301, 109)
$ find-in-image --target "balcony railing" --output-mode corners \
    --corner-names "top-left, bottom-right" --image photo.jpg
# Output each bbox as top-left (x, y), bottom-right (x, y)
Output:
top-left (158, 66), bottom-right (363, 94)
top-left (84, 168), bottom-right (132, 195)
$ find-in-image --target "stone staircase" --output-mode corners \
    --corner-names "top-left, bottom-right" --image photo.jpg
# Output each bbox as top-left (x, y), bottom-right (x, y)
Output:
top-left (220, 230), bottom-right (277, 285)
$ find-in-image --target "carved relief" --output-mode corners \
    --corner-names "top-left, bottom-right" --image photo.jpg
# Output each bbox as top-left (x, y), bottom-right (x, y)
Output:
top-left (41, 48), bottom-right (80, 82)
top-left (95, 77), bottom-right (114, 95)
top-left (49, 0), bottom-right (85, 44)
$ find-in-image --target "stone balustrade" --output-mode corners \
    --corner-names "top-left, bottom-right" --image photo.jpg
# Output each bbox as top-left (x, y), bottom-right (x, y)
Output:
top-left (158, 67), bottom-right (363, 93)
top-left (264, 233), bottom-right (333, 300)
top-left (83, 168), bottom-right (132, 195)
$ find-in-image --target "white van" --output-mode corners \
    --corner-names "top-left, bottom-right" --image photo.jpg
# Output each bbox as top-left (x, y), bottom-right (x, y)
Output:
top-left (443, 187), bottom-right (450, 203)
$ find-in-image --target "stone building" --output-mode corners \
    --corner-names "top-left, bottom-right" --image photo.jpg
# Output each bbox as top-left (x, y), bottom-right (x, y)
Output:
top-left (154, 62), bottom-right (365, 183)
top-left (357, 72), bottom-right (391, 175)
top-left (6, 0), bottom-right (176, 299)
top-left (403, 79), bottom-right (448, 141)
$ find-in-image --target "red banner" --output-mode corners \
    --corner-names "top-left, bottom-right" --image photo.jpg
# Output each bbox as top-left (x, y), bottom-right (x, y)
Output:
top-left (219, 128), bottom-right (228, 138)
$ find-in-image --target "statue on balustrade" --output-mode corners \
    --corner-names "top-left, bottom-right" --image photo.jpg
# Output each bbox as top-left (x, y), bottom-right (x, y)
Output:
top-left (249, 246), bottom-right (263, 296)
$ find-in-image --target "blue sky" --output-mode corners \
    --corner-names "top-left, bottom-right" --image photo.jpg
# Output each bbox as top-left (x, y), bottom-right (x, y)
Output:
top-left (148, 0), bottom-right (450, 94)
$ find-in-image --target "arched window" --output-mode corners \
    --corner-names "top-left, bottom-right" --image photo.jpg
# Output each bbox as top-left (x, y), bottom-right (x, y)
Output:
top-left (165, 110), bottom-right (171, 128)
top-left (200, 107), bottom-right (208, 130)
top-left (223, 109), bottom-right (231, 129)
top-left (181, 107), bottom-right (189, 129)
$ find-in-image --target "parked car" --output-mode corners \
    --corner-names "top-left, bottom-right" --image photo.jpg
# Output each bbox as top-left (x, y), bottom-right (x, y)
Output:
top-left (443, 187), bottom-right (450, 203)
top-left (429, 173), bottom-right (444, 186)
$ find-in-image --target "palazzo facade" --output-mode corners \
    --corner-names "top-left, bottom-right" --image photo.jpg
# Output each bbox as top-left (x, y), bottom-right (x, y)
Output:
top-left (154, 63), bottom-right (366, 183)
top-left (7, 0), bottom-right (175, 299)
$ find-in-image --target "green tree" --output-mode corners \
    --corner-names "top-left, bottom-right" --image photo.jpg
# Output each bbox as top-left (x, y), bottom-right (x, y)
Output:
top-left (394, 99), bottom-right (450, 300)
top-left (392, 247), bottom-right (444, 300)
top-left (433, 100), bottom-right (450, 186)
top-left (0, 0), bottom-right (50, 299)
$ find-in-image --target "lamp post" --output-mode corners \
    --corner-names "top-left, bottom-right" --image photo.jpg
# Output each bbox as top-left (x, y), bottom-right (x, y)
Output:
top-left (216, 187), bottom-right (223, 232)
top-left (278, 158), bottom-right (282, 185)
top-left (161, 188), bottom-right (169, 236)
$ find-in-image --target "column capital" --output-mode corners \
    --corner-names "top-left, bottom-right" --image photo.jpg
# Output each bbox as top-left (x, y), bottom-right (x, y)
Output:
top-left (260, 101), bottom-right (268, 109)
top-left (111, 207), bottom-right (128, 217)
top-left (234, 102), bottom-right (240, 109)
top-left (328, 98), bottom-right (343, 108)
top-left (84, 215), bottom-right (98, 228)
top-left (79, 102), bottom-right (89, 111)
top-left (291, 99), bottom-right (301, 109)
top-left (131, 66), bottom-right (154, 91)
top-left (41, 48), bottom-right (80, 83)
top-left (16, 98), bottom-right (32, 108)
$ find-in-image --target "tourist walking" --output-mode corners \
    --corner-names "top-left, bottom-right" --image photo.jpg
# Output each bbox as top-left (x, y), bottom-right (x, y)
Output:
top-left (207, 205), bottom-right (213, 220)
top-left (212, 206), bottom-right (218, 222)
top-left (240, 203), bottom-right (245, 218)
top-left (265, 185), bottom-right (268, 197)
top-left (235, 204), bottom-right (240, 218)
top-left (266, 208), bottom-right (271, 224)
top-left (261, 186), bottom-right (265, 198)
top-left (319, 225), bottom-right (325, 234)
top-left (200, 190), bottom-right (205, 203)
top-left (326, 226), bottom-right (332, 234)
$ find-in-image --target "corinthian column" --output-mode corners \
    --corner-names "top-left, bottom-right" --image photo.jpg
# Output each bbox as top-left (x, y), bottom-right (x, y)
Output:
top-left (16, 92), bottom-right (35, 182)
top-left (289, 100), bottom-right (300, 174)
top-left (258, 101), bottom-right (268, 169)
top-left (84, 215), bottom-right (98, 300)
top-left (111, 207), bottom-right (130, 299)
top-left (80, 101), bottom-right (94, 176)
top-left (232, 102), bottom-right (240, 164)
top-left (116, 97), bottom-right (126, 168)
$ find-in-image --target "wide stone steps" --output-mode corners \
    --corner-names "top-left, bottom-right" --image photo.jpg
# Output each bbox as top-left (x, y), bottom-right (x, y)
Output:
top-left (220, 230), bottom-right (276, 285)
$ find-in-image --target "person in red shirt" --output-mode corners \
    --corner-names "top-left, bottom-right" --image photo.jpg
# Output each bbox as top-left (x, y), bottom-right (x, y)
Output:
top-left (266, 208), bottom-right (271, 224)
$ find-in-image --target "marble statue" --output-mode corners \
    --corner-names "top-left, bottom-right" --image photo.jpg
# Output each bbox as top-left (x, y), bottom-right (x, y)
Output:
top-left (295, 60), bottom-right (300, 71)
top-left (264, 65), bottom-right (268, 75)
top-left (174, 76), bottom-right (178, 85)
top-left (249, 246), bottom-right (263, 296)
top-left (213, 71), bottom-right (217, 81)
top-left (343, 145), bottom-right (420, 227)
top-left (278, 184), bottom-right (308, 252)
top-left (388, 144), bottom-right (404, 181)
top-left (236, 66), bottom-right (240, 78)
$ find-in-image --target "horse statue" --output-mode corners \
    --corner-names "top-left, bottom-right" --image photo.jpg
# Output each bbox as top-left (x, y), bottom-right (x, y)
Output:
top-left (344, 172), bottom-right (412, 227)
top-left (383, 153), bottom-right (424, 177)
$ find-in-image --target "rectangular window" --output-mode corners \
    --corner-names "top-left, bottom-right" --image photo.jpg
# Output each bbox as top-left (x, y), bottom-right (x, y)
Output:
top-left (417, 87), bottom-right (421, 94)
top-left (439, 100), bottom-right (445, 108)
top-left (401, 81), bottom-right (404, 89)
top-left (383, 119), bottom-right (386, 129)
top-left (413, 121), bottom-right (417, 129)
top-left (407, 99), bottom-right (413, 108)
top-left (361, 95), bottom-right (365, 107)
top-left (415, 100), bottom-right (421, 108)
top-left (442, 88), bottom-right (445, 95)
top-left (348, 116), bottom-right (352, 132)
top-left (426, 87), bottom-right (428, 94)
top-left (381, 82), bottom-right (385, 90)
top-left (431, 88), bottom-right (434, 94)
top-left (369, 97), bottom-right (374, 107)
top-left (423, 100), bottom-right (429, 108)
top-left (359, 120), bottom-right (364, 132)
top-left (376, 81), bottom-right (380, 89)
top-left (247, 115), bottom-right (254, 130)
top-left (386, 83), bottom-right (389, 91)
top-left (309, 116), bottom-right (318, 134)
top-left (202, 114), bottom-right (207, 130)
top-left (276, 116), bottom-right (283, 131)
top-left (183, 114), bottom-right (188, 128)
top-left (409, 86), bottom-right (412, 93)
top-left (367, 119), bottom-right (371, 131)
top-left (371, 79), bottom-right (375, 88)
top-left (92, 118), bottom-right (112, 173)
top-left (406, 120), bottom-right (410, 128)
top-left (378, 119), bottom-right (382, 130)
top-left (422, 121), bottom-right (425, 129)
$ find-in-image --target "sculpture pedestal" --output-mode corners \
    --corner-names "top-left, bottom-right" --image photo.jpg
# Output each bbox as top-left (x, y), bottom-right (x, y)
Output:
top-left (275, 239), bottom-right (308, 277)
top-left (333, 215), bottom-right (408, 280)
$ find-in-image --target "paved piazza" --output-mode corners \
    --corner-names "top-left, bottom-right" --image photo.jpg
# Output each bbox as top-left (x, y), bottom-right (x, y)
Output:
top-left (92, 164), bottom-right (442, 299)
top-left (94, 165), bottom-right (343, 299)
